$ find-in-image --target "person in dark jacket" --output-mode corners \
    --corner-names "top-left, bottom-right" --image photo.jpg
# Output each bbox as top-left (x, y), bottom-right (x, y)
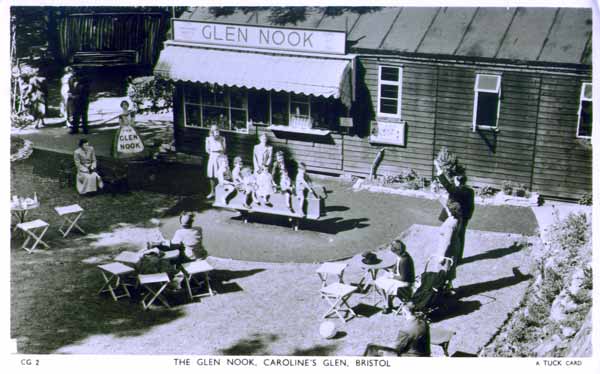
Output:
top-left (434, 160), bottom-right (475, 284)
top-left (383, 240), bottom-right (415, 314)
top-left (363, 302), bottom-right (431, 357)
top-left (67, 74), bottom-right (91, 134)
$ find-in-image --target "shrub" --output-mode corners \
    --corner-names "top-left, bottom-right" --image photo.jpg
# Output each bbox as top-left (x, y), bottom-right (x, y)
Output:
top-left (578, 193), bottom-right (592, 206)
top-left (127, 76), bottom-right (175, 114)
top-left (477, 185), bottom-right (497, 198)
top-left (502, 180), bottom-right (513, 195)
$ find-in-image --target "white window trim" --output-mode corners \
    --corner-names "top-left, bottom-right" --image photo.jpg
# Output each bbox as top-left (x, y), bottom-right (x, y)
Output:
top-left (576, 82), bottom-right (592, 139)
top-left (472, 74), bottom-right (502, 132)
top-left (377, 65), bottom-right (403, 119)
top-left (183, 85), bottom-right (249, 133)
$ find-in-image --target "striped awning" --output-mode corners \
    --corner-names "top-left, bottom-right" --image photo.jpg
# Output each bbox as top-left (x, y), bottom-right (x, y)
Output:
top-left (154, 45), bottom-right (352, 106)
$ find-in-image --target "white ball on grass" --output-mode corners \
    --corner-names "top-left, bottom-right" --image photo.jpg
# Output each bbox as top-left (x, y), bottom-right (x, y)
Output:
top-left (319, 321), bottom-right (336, 339)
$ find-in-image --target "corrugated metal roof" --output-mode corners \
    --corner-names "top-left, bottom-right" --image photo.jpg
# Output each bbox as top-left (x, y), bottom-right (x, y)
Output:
top-left (181, 6), bottom-right (592, 65)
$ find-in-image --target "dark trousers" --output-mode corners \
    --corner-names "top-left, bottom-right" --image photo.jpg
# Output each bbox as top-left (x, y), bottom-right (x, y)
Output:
top-left (68, 98), bottom-right (89, 132)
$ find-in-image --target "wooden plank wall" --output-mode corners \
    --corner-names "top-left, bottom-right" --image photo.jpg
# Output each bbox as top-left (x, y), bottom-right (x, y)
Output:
top-left (434, 67), bottom-right (540, 188)
top-left (343, 57), bottom-right (437, 179)
top-left (58, 13), bottom-right (165, 66)
top-left (532, 74), bottom-right (592, 198)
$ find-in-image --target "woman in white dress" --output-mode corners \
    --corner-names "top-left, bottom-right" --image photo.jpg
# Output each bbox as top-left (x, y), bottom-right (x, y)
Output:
top-left (253, 133), bottom-right (273, 172)
top-left (74, 138), bottom-right (103, 195)
top-left (205, 125), bottom-right (226, 199)
top-left (60, 66), bottom-right (74, 125)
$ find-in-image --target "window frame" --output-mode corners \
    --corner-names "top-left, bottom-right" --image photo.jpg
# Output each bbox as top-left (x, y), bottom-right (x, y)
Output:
top-left (376, 65), bottom-right (403, 119)
top-left (576, 82), bottom-right (592, 139)
top-left (472, 74), bottom-right (502, 132)
top-left (182, 85), bottom-right (249, 134)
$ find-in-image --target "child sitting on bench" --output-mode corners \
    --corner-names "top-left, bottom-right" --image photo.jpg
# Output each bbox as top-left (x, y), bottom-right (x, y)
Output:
top-left (254, 166), bottom-right (275, 207)
top-left (239, 167), bottom-right (256, 209)
top-left (216, 155), bottom-right (236, 204)
top-left (279, 168), bottom-right (295, 213)
top-left (232, 156), bottom-right (244, 185)
top-left (295, 162), bottom-right (318, 216)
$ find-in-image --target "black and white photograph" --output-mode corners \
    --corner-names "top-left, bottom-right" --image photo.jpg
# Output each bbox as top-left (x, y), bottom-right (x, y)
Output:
top-left (4, 0), bottom-right (598, 371)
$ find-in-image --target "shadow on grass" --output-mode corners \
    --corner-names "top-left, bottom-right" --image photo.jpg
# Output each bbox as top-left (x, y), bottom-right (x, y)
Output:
top-left (428, 299), bottom-right (482, 322)
top-left (162, 195), bottom-right (214, 217)
top-left (219, 333), bottom-right (278, 355)
top-left (460, 242), bottom-right (528, 265)
top-left (229, 213), bottom-right (370, 234)
top-left (454, 268), bottom-right (532, 299)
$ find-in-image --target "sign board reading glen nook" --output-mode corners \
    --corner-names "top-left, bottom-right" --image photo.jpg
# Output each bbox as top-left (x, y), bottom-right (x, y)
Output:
top-left (173, 20), bottom-right (346, 55)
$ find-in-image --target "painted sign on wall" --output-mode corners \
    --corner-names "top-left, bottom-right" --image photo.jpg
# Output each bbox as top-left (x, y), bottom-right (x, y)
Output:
top-left (369, 120), bottom-right (406, 146)
top-left (173, 20), bottom-right (346, 55)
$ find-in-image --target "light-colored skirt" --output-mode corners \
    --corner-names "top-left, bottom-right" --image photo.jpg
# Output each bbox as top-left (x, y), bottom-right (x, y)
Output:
top-left (206, 152), bottom-right (222, 178)
top-left (77, 171), bottom-right (103, 194)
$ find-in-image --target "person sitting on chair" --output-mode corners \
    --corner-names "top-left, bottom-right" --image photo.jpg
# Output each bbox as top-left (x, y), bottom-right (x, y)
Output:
top-left (383, 240), bottom-right (415, 314)
top-left (74, 138), bottom-right (103, 195)
top-left (171, 212), bottom-right (207, 262)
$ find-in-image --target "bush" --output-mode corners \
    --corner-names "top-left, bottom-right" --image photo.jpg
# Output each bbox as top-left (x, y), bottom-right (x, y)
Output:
top-left (127, 76), bottom-right (175, 114)
top-left (502, 180), bottom-right (513, 195)
top-left (477, 185), bottom-right (497, 198)
top-left (578, 193), bottom-right (592, 206)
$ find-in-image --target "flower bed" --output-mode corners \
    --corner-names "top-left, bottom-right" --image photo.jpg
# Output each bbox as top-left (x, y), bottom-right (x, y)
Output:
top-left (10, 137), bottom-right (33, 162)
top-left (353, 178), bottom-right (541, 207)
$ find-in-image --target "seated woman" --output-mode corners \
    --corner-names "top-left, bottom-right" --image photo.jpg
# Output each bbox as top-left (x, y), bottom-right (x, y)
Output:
top-left (74, 138), bottom-right (103, 195)
top-left (215, 155), bottom-right (236, 204)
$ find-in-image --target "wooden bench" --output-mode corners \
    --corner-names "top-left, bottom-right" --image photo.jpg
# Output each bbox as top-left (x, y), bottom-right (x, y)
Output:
top-left (212, 185), bottom-right (325, 231)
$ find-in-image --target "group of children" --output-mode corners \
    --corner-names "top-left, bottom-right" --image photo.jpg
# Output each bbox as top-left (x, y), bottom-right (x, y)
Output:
top-left (215, 148), bottom-right (318, 215)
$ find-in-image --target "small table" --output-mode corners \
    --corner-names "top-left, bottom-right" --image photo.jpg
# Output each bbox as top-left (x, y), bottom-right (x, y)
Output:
top-left (351, 251), bottom-right (397, 293)
top-left (98, 262), bottom-right (135, 301)
top-left (16, 219), bottom-right (50, 253)
top-left (54, 204), bottom-right (85, 238)
top-left (181, 260), bottom-right (214, 302)
top-left (11, 202), bottom-right (40, 232)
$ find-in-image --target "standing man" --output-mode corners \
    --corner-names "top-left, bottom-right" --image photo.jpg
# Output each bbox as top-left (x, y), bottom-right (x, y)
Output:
top-left (433, 159), bottom-right (475, 285)
top-left (66, 74), bottom-right (80, 134)
top-left (77, 75), bottom-right (91, 134)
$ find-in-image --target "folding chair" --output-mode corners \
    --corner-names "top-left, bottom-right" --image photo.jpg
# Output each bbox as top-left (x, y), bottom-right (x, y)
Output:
top-left (98, 262), bottom-right (135, 301)
top-left (374, 277), bottom-right (411, 315)
top-left (430, 327), bottom-right (456, 357)
top-left (54, 204), bottom-right (85, 238)
top-left (138, 273), bottom-right (171, 310)
top-left (16, 219), bottom-right (50, 253)
top-left (181, 260), bottom-right (214, 302)
top-left (316, 262), bottom-right (347, 288)
top-left (320, 282), bottom-right (357, 324)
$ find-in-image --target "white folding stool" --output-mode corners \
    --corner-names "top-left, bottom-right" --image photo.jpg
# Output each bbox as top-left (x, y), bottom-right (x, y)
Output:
top-left (16, 219), bottom-right (50, 253)
top-left (138, 273), bottom-right (171, 310)
top-left (181, 260), bottom-right (214, 302)
top-left (320, 282), bottom-right (358, 324)
top-left (316, 262), bottom-right (347, 288)
top-left (98, 262), bottom-right (135, 301)
top-left (54, 204), bottom-right (85, 238)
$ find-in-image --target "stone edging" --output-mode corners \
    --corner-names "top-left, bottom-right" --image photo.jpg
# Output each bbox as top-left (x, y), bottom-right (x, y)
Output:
top-left (352, 179), bottom-right (541, 207)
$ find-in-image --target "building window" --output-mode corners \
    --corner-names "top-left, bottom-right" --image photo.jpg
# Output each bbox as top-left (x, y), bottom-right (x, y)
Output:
top-left (377, 66), bottom-right (402, 118)
top-left (183, 84), bottom-right (248, 133)
top-left (248, 89), bottom-right (270, 124)
top-left (472, 74), bottom-right (501, 131)
top-left (577, 82), bottom-right (592, 138)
